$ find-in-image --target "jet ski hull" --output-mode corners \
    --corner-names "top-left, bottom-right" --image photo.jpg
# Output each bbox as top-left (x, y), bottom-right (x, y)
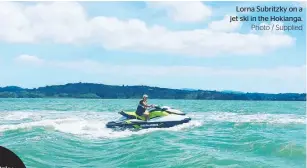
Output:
top-left (118, 111), bottom-right (169, 120)
top-left (106, 106), bottom-right (191, 129)
top-left (106, 118), bottom-right (191, 129)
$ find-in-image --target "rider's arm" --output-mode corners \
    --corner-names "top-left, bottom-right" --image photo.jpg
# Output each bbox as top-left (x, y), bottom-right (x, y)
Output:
top-left (141, 101), bottom-right (153, 108)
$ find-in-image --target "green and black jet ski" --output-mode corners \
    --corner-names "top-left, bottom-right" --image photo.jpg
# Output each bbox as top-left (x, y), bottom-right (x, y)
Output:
top-left (106, 105), bottom-right (191, 129)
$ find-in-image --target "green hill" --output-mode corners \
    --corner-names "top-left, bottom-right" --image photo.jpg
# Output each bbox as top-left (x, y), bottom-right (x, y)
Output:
top-left (0, 83), bottom-right (305, 101)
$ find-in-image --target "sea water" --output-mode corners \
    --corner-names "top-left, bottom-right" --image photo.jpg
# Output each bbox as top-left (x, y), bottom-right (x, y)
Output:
top-left (0, 98), bottom-right (305, 168)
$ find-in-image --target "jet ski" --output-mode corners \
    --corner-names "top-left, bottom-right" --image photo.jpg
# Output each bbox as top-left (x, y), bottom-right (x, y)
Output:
top-left (106, 105), bottom-right (191, 129)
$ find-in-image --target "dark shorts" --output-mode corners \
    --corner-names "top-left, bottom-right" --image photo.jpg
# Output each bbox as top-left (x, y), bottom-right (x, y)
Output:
top-left (136, 105), bottom-right (146, 116)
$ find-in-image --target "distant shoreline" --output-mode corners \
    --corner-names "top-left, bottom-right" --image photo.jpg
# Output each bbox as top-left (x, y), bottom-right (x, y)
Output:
top-left (0, 98), bottom-right (306, 102)
top-left (0, 83), bottom-right (305, 101)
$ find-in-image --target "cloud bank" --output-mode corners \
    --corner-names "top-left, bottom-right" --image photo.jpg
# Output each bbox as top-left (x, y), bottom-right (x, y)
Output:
top-left (0, 2), bottom-right (295, 57)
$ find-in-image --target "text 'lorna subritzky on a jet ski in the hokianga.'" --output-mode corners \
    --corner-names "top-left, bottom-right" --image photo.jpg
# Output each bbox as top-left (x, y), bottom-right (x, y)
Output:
top-left (230, 5), bottom-right (305, 32)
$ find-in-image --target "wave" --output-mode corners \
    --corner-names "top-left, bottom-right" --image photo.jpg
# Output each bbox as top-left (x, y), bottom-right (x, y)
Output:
top-left (203, 112), bottom-right (306, 124)
top-left (0, 111), bottom-right (39, 121)
top-left (0, 110), bottom-right (305, 139)
top-left (0, 111), bottom-right (202, 139)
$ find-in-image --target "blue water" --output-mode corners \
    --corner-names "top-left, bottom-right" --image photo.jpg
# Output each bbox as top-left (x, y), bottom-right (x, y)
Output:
top-left (0, 98), bottom-right (305, 168)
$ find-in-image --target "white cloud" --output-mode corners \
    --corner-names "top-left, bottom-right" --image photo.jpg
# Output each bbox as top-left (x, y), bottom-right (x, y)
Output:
top-left (291, 1), bottom-right (306, 9)
top-left (147, 1), bottom-right (212, 22)
top-left (15, 54), bottom-right (44, 65)
top-left (0, 2), bottom-right (90, 43)
top-left (208, 14), bottom-right (242, 32)
top-left (298, 1), bottom-right (306, 8)
top-left (0, 2), bottom-right (296, 57)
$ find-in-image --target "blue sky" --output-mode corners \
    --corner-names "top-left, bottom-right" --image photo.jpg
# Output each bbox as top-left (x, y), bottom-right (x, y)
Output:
top-left (0, 1), bottom-right (305, 93)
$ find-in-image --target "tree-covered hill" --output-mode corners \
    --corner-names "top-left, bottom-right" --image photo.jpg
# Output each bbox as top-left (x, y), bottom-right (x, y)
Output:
top-left (0, 83), bottom-right (305, 101)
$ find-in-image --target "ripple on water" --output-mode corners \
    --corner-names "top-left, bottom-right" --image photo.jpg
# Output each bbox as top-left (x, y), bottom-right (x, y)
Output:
top-left (0, 100), bottom-right (305, 168)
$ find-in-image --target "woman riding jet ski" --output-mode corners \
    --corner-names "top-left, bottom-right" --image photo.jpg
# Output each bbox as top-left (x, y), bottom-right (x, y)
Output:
top-left (136, 94), bottom-right (154, 121)
top-left (106, 95), bottom-right (191, 129)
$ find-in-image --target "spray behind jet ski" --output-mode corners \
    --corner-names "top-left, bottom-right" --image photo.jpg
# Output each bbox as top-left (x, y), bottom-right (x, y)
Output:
top-left (106, 105), bottom-right (191, 129)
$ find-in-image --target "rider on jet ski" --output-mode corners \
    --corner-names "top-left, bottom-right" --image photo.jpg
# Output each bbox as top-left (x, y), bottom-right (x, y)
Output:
top-left (136, 94), bottom-right (154, 121)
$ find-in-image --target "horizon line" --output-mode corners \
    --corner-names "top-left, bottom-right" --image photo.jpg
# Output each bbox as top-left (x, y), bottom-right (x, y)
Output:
top-left (0, 82), bottom-right (306, 95)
